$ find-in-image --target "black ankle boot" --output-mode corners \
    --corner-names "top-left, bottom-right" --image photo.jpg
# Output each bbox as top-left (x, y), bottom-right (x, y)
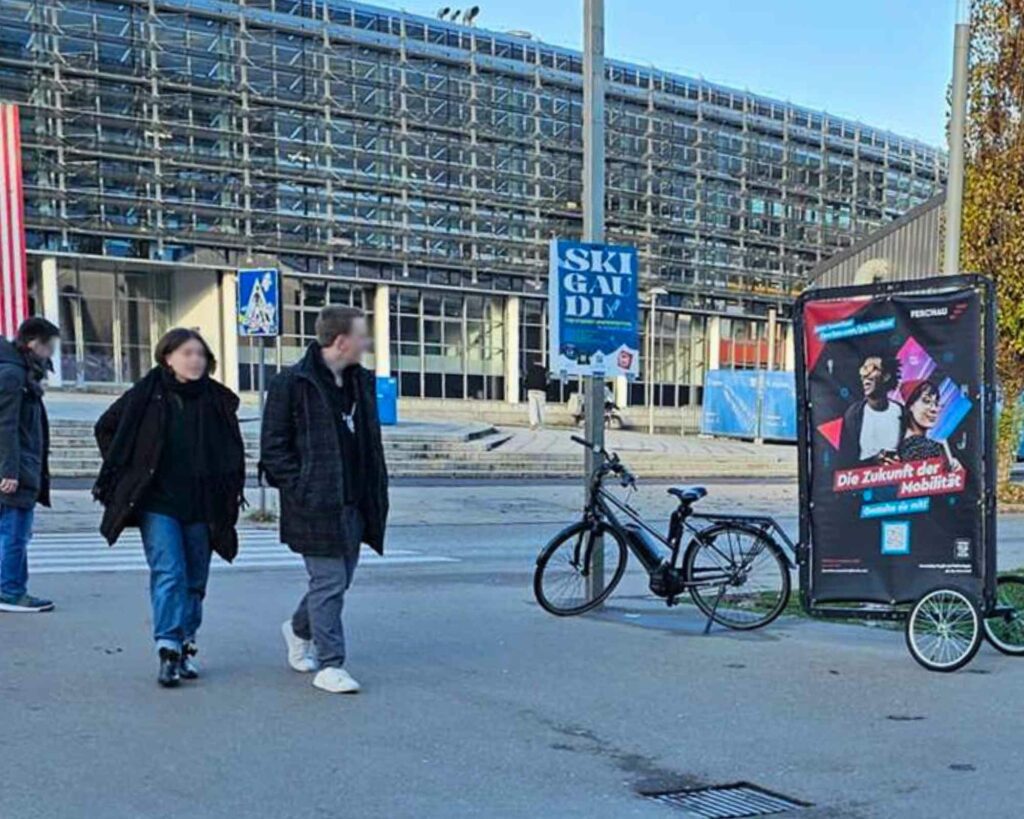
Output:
top-left (158, 648), bottom-right (181, 688)
top-left (179, 643), bottom-right (199, 680)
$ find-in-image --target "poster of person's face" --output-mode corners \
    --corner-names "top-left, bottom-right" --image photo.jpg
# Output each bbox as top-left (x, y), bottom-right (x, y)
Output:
top-left (801, 288), bottom-right (984, 605)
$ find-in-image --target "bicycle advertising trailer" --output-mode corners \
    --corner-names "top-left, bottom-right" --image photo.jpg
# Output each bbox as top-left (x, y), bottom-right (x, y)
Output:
top-left (794, 274), bottom-right (1021, 671)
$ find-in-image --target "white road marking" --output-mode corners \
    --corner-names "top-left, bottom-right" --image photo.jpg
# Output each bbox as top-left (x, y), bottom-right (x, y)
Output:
top-left (27, 531), bottom-right (456, 574)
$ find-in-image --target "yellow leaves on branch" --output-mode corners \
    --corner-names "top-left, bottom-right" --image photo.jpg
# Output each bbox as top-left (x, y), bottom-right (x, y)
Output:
top-left (961, 0), bottom-right (1024, 377)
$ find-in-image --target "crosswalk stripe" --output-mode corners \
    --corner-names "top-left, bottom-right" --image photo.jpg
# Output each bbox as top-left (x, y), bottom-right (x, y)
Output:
top-left (30, 555), bottom-right (456, 575)
top-left (26, 532), bottom-right (456, 574)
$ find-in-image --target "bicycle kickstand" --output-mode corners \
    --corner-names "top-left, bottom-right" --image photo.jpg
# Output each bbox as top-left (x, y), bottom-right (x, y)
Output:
top-left (703, 583), bottom-right (727, 635)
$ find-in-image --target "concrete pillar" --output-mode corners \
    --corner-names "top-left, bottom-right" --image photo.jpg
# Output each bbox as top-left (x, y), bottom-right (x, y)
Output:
top-left (373, 284), bottom-right (391, 378)
top-left (783, 323), bottom-right (796, 372)
top-left (171, 268), bottom-right (227, 383)
top-left (707, 315), bottom-right (722, 372)
top-left (219, 271), bottom-right (239, 392)
top-left (766, 308), bottom-right (777, 372)
top-left (504, 295), bottom-right (520, 404)
top-left (40, 257), bottom-right (62, 387)
top-left (614, 375), bottom-right (628, 407)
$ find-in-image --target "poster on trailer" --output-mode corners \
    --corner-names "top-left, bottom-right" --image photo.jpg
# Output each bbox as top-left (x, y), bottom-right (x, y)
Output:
top-left (548, 239), bottom-right (639, 379)
top-left (801, 286), bottom-right (985, 605)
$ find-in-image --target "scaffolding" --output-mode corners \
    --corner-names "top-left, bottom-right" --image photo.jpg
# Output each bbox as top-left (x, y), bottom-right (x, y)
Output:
top-left (0, 0), bottom-right (946, 317)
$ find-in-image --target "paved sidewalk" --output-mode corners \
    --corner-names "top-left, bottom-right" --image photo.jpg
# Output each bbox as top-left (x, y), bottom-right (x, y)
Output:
top-left (491, 425), bottom-right (794, 458)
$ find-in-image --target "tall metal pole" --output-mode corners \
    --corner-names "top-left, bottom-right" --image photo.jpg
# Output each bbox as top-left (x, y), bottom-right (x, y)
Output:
top-left (647, 296), bottom-right (656, 435)
top-left (944, 0), bottom-right (970, 275)
top-left (583, 0), bottom-right (606, 601)
top-left (258, 337), bottom-right (267, 516)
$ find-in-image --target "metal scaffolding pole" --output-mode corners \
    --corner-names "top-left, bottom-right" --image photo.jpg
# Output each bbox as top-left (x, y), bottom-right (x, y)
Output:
top-left (944, 0), bottom-right (970, 275)
top-left (583, 0), bottom-right (606, 601)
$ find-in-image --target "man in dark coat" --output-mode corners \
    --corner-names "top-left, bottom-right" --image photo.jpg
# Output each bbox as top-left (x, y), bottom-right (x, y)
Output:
top-left (0, 317), bottom-right (59, 613)
top-left (260, 305), bottom-right (388, 694)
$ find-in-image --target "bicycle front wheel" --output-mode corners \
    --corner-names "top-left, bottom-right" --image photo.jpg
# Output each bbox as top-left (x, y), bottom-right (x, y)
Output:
top-left (983, 575), bottom-right (1024, 656)
top-left (906, 588), bottom-right (982, 672)
top-left (682, 523), bottom-right (791, 630)
top-left (533, 522), bottom-right (628, 616)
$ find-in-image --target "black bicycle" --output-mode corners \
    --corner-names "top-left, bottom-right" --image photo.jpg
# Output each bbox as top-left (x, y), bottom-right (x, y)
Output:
top-left (534, 436), bottom-right (794, 631)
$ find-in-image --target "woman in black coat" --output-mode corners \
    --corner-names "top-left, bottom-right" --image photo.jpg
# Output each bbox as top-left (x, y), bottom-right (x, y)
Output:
top-left (93, 328), bottom-right (246, 688)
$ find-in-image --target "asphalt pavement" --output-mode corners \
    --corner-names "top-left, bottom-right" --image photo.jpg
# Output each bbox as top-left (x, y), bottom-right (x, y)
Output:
top-left (2, 481), bottom-right (1023, 818)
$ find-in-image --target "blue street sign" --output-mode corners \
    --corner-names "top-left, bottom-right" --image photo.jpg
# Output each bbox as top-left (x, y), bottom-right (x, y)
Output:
top-left (548, 239), bottom-right (639, 378)
top-left (237, 268), bottom-right (280, 337)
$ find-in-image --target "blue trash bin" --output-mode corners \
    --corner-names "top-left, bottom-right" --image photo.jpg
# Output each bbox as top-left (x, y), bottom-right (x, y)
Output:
top-left (376, 376), bottom-right (398, 425)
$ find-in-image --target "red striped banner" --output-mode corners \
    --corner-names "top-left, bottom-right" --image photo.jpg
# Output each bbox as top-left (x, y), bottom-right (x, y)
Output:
top-left (0, 104), bottom-right (27, 339)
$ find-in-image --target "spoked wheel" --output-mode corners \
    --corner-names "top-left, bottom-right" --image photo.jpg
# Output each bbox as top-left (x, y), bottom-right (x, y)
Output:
top-left (682, 523), bottom-right (791, 631)
top-left (983, 575), bottom-right (1024, 656)
top-left (534, 522), bottom-right (628, 616)
top-left (905, 588), bottom-right (982, 672)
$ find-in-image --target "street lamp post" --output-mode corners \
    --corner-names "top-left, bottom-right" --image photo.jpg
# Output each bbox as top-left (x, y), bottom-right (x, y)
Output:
top-left (944, 0), bottom-right (970, 275)
top-left (646, 287), bottom-right (667, 435)
top-left (582, 0), bottom-right (605, 601)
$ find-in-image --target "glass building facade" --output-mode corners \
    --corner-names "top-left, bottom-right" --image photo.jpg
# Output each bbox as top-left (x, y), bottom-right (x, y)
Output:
top-left (0, 0), bottom-right (945, 402)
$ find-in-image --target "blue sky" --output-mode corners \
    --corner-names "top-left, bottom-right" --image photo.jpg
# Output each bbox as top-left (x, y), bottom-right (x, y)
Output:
top-left (399, 0), bottom-right (957, 148)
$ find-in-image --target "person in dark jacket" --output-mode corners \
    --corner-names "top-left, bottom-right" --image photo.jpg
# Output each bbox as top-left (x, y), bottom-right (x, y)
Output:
top-left (93, 328), bottom-right (246, 688)
top-left (525, 360), bottom-right (548, 430)
top-left (260, 305), bottom-right (389, 695)
top-left (0, 317), bottom-right (59, 613)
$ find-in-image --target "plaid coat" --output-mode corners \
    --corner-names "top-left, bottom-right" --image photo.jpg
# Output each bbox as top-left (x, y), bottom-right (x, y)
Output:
top-left (259, 344), bottom-right (388, 556)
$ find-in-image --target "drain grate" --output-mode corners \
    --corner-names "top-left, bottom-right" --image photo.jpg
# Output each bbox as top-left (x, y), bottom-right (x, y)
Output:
top-left (643, 782), bottom-right (809, 817)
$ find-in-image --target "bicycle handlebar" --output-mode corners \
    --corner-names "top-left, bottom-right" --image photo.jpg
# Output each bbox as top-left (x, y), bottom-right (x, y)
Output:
top-left (570, 435), bottom-right (636, 488)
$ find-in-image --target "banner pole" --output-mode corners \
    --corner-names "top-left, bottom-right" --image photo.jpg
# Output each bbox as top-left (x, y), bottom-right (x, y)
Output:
top-left (258, 336), bottom-right (266, 516)
top-left (582, 0), bottom-right (606, 602)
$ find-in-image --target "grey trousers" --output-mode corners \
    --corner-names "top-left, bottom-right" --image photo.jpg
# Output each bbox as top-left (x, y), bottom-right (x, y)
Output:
top-left (292, 507), bottom-right (363, 669)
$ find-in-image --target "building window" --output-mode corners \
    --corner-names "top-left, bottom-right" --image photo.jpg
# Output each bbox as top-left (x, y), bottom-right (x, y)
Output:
top-left (57, 268), bottom-right (170, 385)
top-left (631, 310), bottom-right (707, 407)
top-left (391, 288), bottom-right (505, 400)
top-left (239, 277), bottom-right (375, 391)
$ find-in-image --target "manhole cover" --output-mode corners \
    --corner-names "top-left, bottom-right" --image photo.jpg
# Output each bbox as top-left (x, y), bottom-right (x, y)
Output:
top-left (643, 782), bottom-right (810, 817)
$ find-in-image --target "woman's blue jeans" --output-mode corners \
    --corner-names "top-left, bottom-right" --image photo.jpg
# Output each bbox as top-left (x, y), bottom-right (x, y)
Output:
top-left (139, 512), bottom-right (212, 655)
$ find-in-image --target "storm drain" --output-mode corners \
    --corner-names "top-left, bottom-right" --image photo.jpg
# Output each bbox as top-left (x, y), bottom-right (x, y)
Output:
top-left (642, 782), bottom-right (809, 817)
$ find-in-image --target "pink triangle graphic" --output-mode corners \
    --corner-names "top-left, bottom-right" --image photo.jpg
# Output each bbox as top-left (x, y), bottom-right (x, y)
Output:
top-left (817, 417), bottom-right (843, 450)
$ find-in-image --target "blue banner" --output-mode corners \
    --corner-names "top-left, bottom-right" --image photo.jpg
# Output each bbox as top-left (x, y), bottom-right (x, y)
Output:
top-left (237, 268), bottom-right (280, 337)
top-left (701, 370), bottom-right (761, 438)
top-left (548, 239), bottom-right (639, 378)
top-left (700, 369), bottom-right (797, 441)
top-left (760, 370), bottom-right (797, 441)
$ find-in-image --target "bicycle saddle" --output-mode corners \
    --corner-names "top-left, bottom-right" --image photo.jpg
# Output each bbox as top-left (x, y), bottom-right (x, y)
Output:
top-left (667, 485), bottom-right (707, 503)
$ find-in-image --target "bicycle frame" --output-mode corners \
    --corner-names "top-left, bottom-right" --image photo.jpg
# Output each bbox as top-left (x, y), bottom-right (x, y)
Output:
top-left (583, 476), bottom-right (768, 593)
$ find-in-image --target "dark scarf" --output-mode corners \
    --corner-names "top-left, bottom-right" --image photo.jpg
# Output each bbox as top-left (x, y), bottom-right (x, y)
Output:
top-left (311, 350), bottom-right (369, 504)
top-left (93, 368), bottom-right (246, 520)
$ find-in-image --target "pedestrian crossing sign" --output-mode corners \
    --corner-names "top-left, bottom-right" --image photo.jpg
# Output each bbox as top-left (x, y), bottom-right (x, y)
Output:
top-left (237, 268), bottom-right (280, 337)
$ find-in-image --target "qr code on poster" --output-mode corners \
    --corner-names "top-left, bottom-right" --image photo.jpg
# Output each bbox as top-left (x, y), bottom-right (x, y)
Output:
top-left (881, 521), bottom-right (910, 555)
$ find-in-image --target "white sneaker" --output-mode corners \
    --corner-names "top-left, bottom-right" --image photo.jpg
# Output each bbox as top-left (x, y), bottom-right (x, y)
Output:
top-left (281, 620), bottom-right (318, 673)
top-left (312, 667), bottom-right (361, 694)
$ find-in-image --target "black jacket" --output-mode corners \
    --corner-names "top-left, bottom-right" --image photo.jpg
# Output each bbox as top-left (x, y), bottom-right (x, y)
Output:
top-left (0, 338), bottom-right (50, 509)
top-left (93, 370), bottom-right (246, 562)
top-left (259, 344), bottom-right (389, 557)
top-left (525, 363), bottom-right (548, 392)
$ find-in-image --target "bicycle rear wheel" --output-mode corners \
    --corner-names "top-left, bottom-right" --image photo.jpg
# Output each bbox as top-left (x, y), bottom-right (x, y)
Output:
top-left (983, 575), bottom-right (1024, 656)
top-left (533, 522), bottom-right (628, 616)
top-left (682, 523), bottom-right (791, 630)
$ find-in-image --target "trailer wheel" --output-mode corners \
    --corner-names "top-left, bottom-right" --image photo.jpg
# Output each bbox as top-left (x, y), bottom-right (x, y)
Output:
top-left (983, 575), bottom-right (1024, 656)
top-left (905, 588), bottom-right (982, 672)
